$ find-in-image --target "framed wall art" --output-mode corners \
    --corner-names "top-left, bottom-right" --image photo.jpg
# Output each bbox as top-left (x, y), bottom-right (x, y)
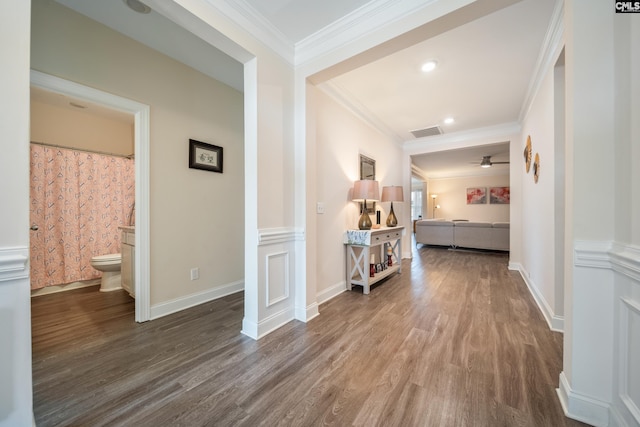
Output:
top-left (189, 139), bottom-right (223, 173)
top-left (359, 154), bottom-right (376, 214)
top-left (489, 187), bottom-right (510, 204)
top-left (466, 187), bottom-right (486, 204)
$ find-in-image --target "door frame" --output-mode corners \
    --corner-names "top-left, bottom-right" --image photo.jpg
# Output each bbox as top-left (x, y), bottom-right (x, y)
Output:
top-left (30, 70), bottom-right (151, 322)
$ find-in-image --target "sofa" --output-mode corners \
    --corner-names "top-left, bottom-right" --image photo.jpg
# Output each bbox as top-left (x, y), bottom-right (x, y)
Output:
top-left (415, 219), bottom-right (509, 251)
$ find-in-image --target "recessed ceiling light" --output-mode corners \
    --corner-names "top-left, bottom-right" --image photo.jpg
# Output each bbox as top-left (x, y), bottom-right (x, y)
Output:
top-left (444, 117), bottom-right (454, 125)
top-left (124, 0), bottom-right (151, 14)
top-left (421, 60), bottom-right (437, 73)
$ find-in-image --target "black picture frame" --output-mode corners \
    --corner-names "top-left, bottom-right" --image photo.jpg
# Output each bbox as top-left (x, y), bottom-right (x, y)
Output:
top-left (189, 139), bottom-right (223, 173)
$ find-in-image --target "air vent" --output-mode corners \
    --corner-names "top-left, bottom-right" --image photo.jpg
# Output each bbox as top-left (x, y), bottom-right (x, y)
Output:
top-left (411, 125), bottom-right (442, 138)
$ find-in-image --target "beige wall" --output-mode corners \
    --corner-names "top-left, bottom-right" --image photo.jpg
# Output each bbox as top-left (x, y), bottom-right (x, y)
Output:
top-left (30, 100), bottom-right (133, 156)
top-left (427, 174), bottom-right (510, 222)
top-left (312, 85), bottom-right (404, 301)
top-left (31, 0), bottom-right (244, 305)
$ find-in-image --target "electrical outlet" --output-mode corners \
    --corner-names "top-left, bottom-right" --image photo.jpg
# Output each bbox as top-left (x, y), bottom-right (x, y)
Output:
top-left (190, 267), bottom-right (199, 280)
top-left (316, 202), bottom-right (325, 214)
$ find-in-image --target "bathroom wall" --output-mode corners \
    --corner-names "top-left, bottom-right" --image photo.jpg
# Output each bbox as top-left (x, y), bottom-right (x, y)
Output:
top-left (30, 95), bottom-right (135, 293)
top-left (30, 98), bottom-right (133, 156)
top-left (30, 0), bottom-right (245, 306)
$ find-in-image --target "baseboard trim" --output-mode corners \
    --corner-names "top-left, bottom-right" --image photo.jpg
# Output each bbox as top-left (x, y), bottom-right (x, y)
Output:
top-left (295, 302), bottom-right (319, 323)
top-left (150, 280), bottom-right (244, 320)
top-left (31, 279), bottom-right (100, 297)
top-left (243, 306), bottom-right (294, 340)
top-left (317, 280), bottom-right (346, 305)
top-left (557, 372), bottom-right (611, 427)
top-left (514, 264), bottom-right (564, 332)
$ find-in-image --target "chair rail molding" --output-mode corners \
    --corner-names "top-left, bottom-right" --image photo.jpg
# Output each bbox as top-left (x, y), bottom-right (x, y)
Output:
top-left (0, 246), bottom-right (29, 283)
top-left (258, 227), bottom-right (305, 245)
top-left (574, 240), bottom-right (640, 282)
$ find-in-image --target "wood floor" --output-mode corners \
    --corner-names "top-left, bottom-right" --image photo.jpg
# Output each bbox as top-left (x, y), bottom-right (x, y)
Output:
top-left (32, 246), bottom-right (589, 426)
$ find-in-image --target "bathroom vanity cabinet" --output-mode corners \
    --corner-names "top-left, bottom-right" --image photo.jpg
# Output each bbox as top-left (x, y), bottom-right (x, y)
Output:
top-left (120, 226), bottom-right (135, 298)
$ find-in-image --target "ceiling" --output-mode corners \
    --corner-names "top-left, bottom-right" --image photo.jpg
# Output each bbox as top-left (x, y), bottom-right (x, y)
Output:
top-left (45, 0), bottom-right (557, 179)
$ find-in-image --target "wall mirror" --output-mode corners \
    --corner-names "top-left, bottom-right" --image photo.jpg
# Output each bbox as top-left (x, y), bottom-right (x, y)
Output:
top-left (359, 154), bottom-right (376, 214)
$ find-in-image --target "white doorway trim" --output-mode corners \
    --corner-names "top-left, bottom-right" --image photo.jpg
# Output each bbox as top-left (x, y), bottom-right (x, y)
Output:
top-left (30, 70), bottom-right (151, 322)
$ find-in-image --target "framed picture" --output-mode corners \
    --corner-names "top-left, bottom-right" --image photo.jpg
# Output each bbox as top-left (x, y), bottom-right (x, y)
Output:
top-left (489, 187), bottom-right (510, 204)
top-left (189, 139), bottom-right (223, 173)
top-left (359, 154), bottom-right (376, 214)
top-left (466, 187), bottom-right (486, 204)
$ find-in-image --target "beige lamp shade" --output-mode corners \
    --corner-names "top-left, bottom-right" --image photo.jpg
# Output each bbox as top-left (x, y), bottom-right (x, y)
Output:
top-left (381, 186), bottom-right (404, 202)
top-left (352, 180), bottom-right (380, 202)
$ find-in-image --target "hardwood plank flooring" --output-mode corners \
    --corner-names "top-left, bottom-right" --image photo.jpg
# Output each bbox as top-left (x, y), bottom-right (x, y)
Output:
top-left (32, 245), bottom-right (590, 426)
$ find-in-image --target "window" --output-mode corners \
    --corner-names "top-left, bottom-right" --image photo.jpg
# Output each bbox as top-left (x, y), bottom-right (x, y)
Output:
top-left (411, 190), bottom-right (423, 220)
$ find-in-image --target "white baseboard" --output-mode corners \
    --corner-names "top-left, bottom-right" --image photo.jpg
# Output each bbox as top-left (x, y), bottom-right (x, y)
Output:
top-left (150, 280), bottom-right (244, 320)
top-left (557, 372), bottom-right (611, 427)
top-left (295, 302), bottom-right (319, 322)
top-left (30, 279), bottom-right (100, 297)
top-left (513, 263), bottom-right (564, 332)
top-left (242, 306), bottom-right (294, 340)
top-left (316, 280), bottom-right (346, 305)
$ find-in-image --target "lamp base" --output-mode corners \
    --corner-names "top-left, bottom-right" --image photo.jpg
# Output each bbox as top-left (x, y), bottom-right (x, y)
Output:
top-left (386, 202), bottom-right (398, 227)
top-left (358, 212), bottom-right (372, 230)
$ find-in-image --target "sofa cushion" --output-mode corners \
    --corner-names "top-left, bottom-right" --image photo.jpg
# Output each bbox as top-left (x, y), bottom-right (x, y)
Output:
top-left (415, 220), bottom-right (454, 246)
top-left (454, 222), bottom-right (493, 249)
top-left (454, 221), bottom-right (492, 228)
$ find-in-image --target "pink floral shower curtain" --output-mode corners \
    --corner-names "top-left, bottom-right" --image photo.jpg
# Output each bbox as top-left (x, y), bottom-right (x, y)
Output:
top-left (29, 144), bottom-right (135, 290)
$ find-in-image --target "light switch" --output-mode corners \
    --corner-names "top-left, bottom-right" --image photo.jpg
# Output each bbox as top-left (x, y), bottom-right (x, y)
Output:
top-left (316, 202), bottom-right (325, 214)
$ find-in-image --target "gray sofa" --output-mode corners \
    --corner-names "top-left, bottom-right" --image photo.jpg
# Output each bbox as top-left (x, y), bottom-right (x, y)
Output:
top-left (415, 219), bottom-right (509, 251)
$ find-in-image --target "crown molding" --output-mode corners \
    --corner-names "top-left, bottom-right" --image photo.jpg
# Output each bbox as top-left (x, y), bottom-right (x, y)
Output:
top-left (205, 0), bottom-right (295, 64)
top-left (518, 0), bottom-right (564, 123)
top-left (317, 80), bottom-right (405, 146)
top-left (295, 0), bottom-right (438, 67)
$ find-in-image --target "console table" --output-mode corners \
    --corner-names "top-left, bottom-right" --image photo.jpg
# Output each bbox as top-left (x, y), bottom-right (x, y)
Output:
top-left (344, 227), bottom-right (403, 294)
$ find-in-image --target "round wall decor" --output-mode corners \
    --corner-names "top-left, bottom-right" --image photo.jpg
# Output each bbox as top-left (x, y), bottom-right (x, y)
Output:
top-left (533, 152), bottom-right (540, 183)
top-left (524, 135), bottom-right (532, 173)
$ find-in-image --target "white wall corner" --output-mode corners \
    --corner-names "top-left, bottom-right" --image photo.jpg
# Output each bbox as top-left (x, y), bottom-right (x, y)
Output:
top-left (251, 307), bottom-right (295, 340)
top-left (508, 261), bottom-right (522, 271)
top-left (0, 247), bottom-right (29, 283)
top-left (574, 240), bottom-right (614, 269)
top-left (557, 372), bottom-right (611, 427)
top-left (295, 302), bottom-right (319, 323)
top-left (241, 317), bottom-right (259, 340)
top-left (517, 265), bottom-right (564, 332)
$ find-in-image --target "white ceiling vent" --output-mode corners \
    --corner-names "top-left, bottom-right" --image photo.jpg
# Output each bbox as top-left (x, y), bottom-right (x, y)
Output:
top-left (411, 126), bottom-right (442, 138)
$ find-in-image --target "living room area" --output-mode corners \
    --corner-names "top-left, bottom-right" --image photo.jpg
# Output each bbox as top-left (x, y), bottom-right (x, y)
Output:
top-left (411, 143), bottom-right (511, 252)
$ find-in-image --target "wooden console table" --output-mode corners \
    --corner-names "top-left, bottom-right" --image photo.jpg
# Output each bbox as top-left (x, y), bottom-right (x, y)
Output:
top-left (344, 227), bottom-right (403, 294)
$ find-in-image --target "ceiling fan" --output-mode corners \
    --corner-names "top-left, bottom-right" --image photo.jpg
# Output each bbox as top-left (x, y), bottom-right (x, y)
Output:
top-left (475, 155), bottom-right (510, 168)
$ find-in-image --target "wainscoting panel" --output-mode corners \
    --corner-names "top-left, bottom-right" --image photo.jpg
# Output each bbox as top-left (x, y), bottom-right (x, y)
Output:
top-left (620, 296), bottom-right (640, 426)
top-left (266, 251), bottom-right (289, 307)
top-left (252, 227), bottom-right (304, 339)
top-left (569, 241), bottom-right (640, 427)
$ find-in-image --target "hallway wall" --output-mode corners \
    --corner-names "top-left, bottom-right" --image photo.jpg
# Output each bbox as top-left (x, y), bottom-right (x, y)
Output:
top-left (30, 0), bottom-right (245, 310)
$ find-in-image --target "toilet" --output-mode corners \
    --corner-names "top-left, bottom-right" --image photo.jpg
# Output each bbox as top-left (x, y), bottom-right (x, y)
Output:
top-left (90, 253), bottom-right (122, 292)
